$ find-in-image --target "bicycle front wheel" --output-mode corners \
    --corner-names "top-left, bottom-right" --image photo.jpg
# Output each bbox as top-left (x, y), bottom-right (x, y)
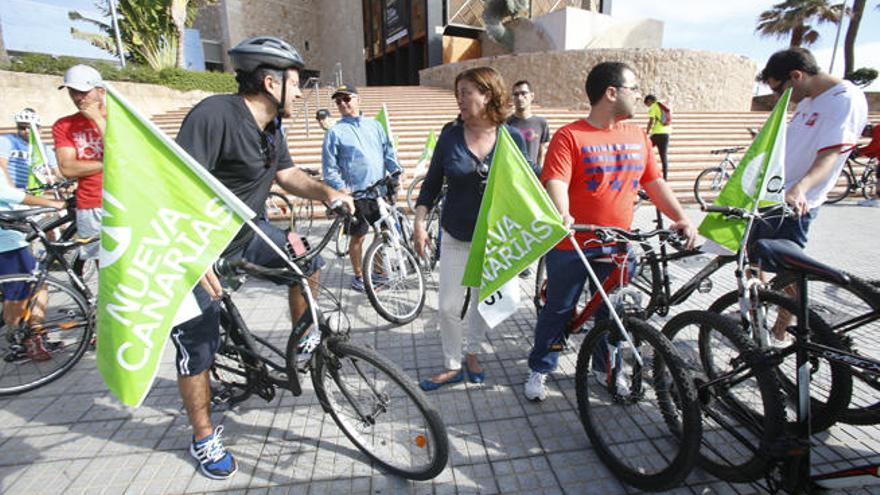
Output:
top-left (861, 160), bottom-right (878, 200)
top-left (824, 170), bottom-right (852, 204)
top-left (665, 311), bottom-right (786, 483)
top-left (312, 337), bottom-right (448, 480)
top-left (0, 274), bottom-right (93, 395)
top-left (292, 198), bottom-right (314, 237)
top-left (694, 166), bottom-right (728, 205)
top-left (364, 238), bottom-right (426, 324)
top-left (406, 175), bottom-right (425, 213)
top-left (575, 317), bottom-right (702, 491)
top-left (708, 289), bottom-right (853, 433)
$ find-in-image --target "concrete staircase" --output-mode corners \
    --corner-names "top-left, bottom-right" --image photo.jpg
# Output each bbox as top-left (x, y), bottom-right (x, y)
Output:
top-left (10, 85), bottom-right (877, 208)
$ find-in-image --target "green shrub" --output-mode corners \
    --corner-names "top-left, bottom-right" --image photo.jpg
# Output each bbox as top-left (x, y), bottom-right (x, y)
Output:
top-left (1, 53), bottom-right (236, 93)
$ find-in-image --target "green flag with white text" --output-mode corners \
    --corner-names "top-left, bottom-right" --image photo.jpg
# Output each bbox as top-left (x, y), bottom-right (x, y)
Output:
top-left (462, 126), bottom-right (568, 302)
top-left (375, 103), bottom-right (399, 149)
top-left (420, 129), bottom-right (437, 162)
top-left (26, 123), bottom-right (48, 189)
top-left (698, 89), bottom-right (791, 252)
top-left (97, 86), bottom-right (255, 407)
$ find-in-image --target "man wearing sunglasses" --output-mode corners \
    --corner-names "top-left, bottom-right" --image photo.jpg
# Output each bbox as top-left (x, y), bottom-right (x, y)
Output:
top-left (322, 83), bottom-right (401, 292)
top-left (0, 109), bottom-right (59, 189)
top-left (753, 48), bottom-right (867, 247)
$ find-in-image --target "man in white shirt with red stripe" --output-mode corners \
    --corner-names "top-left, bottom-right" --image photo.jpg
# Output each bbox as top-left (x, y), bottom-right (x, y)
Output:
top-left (754, 48), bottom-right (868, 247)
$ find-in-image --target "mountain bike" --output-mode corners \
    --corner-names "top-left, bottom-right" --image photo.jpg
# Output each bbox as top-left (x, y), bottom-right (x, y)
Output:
top-left (824, 155), bottom-right (878, 204)
top-left (209, 202), bottom-right (448, 480)
top-left (692, 146), bottom-right (747, 205)
top-left (535, 225), bottom-right (702, 492)
top-left (0, 205), bottom-right (97, 395)
top-left (356, 175), bottom-right (431, 325)
top-left (664, 241), bottom-right (880, 492)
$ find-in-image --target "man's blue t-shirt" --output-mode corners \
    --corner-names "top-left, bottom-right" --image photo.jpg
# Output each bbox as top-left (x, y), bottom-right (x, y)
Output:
top-left (0, 133), bottom-right (57, 188)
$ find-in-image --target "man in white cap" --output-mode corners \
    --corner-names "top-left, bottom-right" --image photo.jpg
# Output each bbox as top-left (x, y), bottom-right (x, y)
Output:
top-left (52, 64), bottom-right (106, 263)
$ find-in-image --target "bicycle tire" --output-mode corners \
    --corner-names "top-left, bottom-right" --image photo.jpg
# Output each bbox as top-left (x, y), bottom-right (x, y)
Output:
top-left (423, 206), bottom-right (441, 272)
top-left (363, 237), bottom-right (426, 325)
top-left (406, 175), bottom-right (425, 213)
top-left (334, 221), bottom-right (350, 257)
top-left (693, 166), bottom-right (728, 205)
top-left (209, 306), bottom-right (255, 407)
top-left (312, 337), bottom-right (449, 480)
top-left (664, 311), bottom-right (786, 482)
top-left (824, 170), bottom-right (852, 205)
top-left (861, 159), bottom-right (877, 200)
top-left (708, 289), bottom-right (853, 433)
top-left (575, 317), bottom-right (702, 491)
top-left (0, 274), bottom-right (93, 395)
top-left (265, 191), bottom-right (294, 230)
top-left (770, 272), bottom-right (880, 425)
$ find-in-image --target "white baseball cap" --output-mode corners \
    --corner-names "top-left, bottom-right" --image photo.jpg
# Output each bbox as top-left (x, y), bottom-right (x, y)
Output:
top-left (58, 64), bottom-right (104, 92)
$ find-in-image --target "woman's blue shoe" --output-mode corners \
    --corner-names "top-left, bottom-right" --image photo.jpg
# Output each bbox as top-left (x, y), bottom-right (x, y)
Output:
top-left (466, 367), bottom-right (485, 384)
top-left (419, 370), bottom-right (464, 391)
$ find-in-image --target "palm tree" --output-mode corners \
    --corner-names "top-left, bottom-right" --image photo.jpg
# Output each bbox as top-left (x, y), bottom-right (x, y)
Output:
top-left (842, 0), bottom-right (880, 77)
top-left (756, 0), bottom-right (845, 47)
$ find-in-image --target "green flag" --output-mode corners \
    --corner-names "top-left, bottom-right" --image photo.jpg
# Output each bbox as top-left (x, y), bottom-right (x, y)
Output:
top-left (419, 129), bottom-right (437, 162)
top-left (97, 86), bottom-right (255, 407)
top-left (375, 103), bottom-right (399, 149)
top-left (698, 88), bottom-right (791, 252)
top-left (462, 126), bottom-right (568, 301)
top-left (26, 123), bottom-right (47, 189)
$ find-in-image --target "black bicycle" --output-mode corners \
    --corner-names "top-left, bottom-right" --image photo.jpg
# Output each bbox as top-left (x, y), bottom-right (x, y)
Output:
top-left (824, 154), bottom-right (878, 204)
top-left (208, 202), bottom-right (448, 480)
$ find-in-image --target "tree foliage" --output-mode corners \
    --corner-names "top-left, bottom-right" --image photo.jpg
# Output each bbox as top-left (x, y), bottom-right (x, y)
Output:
top-left (755, 0), bottom-right (844, 47)
top-left (69, 0), bottom-right (215, 70)
top-left (845, 67), bottom-right (878, 87)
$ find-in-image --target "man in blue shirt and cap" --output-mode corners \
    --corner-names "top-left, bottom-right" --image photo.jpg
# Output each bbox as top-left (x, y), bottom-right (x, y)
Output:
top-left (321, 84), bottom-right (401, 291)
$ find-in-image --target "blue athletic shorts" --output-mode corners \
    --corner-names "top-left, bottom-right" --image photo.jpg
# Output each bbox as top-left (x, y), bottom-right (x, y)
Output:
top-left (0, 247), bottom-right (37, 300)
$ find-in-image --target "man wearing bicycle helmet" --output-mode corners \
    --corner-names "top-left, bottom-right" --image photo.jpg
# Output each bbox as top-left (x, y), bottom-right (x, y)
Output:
top-left (171, 36), bottom-right (353, 480)
top-left (0, 108), bottom-right (58, 189)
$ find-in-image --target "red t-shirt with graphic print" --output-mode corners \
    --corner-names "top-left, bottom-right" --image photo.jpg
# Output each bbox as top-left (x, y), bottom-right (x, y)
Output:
top-left (52, 113), bottom-right (104, 209)
top-left (541, 119), bottom-right (662, 249)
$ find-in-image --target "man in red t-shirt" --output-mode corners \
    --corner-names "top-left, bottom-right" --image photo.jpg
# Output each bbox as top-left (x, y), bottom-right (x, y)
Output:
top-left (523, 61), bottom-right (697, 402)
top-left (52, 64), bottom-right (105, 261)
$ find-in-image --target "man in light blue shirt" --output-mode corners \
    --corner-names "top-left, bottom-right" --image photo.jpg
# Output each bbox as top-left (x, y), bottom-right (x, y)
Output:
top-left (0, 108), bottom-right (59, 189)
top-left (322, 84), bottom-right (401, 291)
top-left (1, 167), bottom-right (64, 362)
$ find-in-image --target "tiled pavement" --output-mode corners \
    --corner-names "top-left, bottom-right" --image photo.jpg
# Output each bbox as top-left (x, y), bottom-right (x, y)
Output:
top-left (2, 203), bottom-right (880, 494)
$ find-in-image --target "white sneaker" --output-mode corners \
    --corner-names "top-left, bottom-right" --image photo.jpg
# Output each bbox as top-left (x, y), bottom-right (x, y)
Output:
top-left (524, 370), bottom-right (547, 402)
top-left (859, 198), bottom-right (880, 208)
top-left (296, 327), bottom-right (321, 363)
top-left (592, 369), bottom-right (631, 398)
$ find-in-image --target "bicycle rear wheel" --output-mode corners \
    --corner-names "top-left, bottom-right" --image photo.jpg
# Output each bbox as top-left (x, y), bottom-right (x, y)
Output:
top-left (770, 272), bottom-right (880, 425)
top-left (312, 337), bottom-right (448, 480)
top-left (363, 238), bottom-right (426, 324)
top-left (694, 166), bottom-right (728, 205)
top-left (665, 311), bottom-right (786, 482)
top-left (708, 289), bottom-right (853, 433)
top-left (0, 274), bottom-right (92, 395)
top-left (575, 317), bottom-right (701, 492)
top-left (824, 170), bottom-right (852, 204)
top-left (861, 160), bottom-right (878, 200)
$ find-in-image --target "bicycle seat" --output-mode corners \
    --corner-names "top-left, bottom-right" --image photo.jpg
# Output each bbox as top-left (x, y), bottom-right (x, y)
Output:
top-left (751, 239), bottom-right (850, 286)
top-left (709, 146), bottom-right (746, 155)
top-left (0, 207), bottom-right (57, 222)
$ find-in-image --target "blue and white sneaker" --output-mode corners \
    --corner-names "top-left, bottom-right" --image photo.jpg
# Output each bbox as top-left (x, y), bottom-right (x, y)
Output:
top-left (190, 425), bottom-right (238, 480)
top-left (296, 327), bottom-right (322, 363)
top-left (350, 276), bottom-right (365, 292)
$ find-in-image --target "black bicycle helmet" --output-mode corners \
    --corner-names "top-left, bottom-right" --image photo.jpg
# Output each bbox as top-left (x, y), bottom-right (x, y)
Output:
top-left (228, 36), bottom-right (304, 73)
top-left (315, 108), bottom-right (330, 120)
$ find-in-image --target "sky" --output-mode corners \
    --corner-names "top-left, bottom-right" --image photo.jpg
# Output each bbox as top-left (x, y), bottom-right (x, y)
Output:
top-left (1, 0), bottom-right (116, 60)
top-left (613, 0), bottom-right (880, 92)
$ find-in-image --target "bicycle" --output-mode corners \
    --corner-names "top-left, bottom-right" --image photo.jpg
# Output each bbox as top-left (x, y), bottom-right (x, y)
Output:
top-left (209, 202), bottom-right (449, 480)
top-left (0, 205), bottom-right (97, 395)
top-left (692, 146), bottom-right (748, 205)
top-left (356, 175), bottom-right (432, 325)
top-left (534, 225), bottom-right (702, 492)
top-left (824, 154), bottom-right (878, 204)
top-left (405, 174), bottom-right (443, 271)
top-left (664, 241), bottom-right (880, 492)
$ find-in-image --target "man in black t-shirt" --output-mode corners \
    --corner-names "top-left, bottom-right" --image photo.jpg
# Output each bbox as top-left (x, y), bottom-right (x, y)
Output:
top-left (171, 36), bottom-right (353, 481)
top-left (507, 80), bottom-right (550, 170)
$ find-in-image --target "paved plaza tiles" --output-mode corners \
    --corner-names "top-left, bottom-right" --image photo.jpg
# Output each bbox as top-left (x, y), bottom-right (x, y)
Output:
top-left (1, 204), bottom-right (879, 494)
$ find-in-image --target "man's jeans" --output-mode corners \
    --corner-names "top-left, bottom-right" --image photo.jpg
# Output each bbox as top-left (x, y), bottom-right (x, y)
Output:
top-left (528, 246), bottom-right (634, 374)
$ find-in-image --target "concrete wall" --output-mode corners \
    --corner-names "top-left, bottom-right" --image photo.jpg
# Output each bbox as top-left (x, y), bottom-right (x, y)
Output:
top-left (534, 7), bottom-right (663, 51)
top-left (0, 71), bottom-right (214, 125)
top-left (419, 48), bottom-right (757, 112)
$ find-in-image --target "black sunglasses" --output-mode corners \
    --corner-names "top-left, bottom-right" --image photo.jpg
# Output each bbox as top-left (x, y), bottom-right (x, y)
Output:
top-left (334, 95), bottom-right (352, 104)
top-left (769, 78), bottom-right (789, 95)
top-left (260, 132), bottom-right (276, 169)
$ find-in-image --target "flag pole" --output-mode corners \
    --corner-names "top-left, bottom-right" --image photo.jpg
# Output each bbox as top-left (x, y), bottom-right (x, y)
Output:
top-left (567, 234), bottom-right (643, 366)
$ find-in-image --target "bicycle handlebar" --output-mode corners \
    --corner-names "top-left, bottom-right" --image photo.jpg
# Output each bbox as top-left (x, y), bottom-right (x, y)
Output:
top-left (571, 224), bottom-right (682, 244)
top-left (709, 146), bottom-right (747, 155)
